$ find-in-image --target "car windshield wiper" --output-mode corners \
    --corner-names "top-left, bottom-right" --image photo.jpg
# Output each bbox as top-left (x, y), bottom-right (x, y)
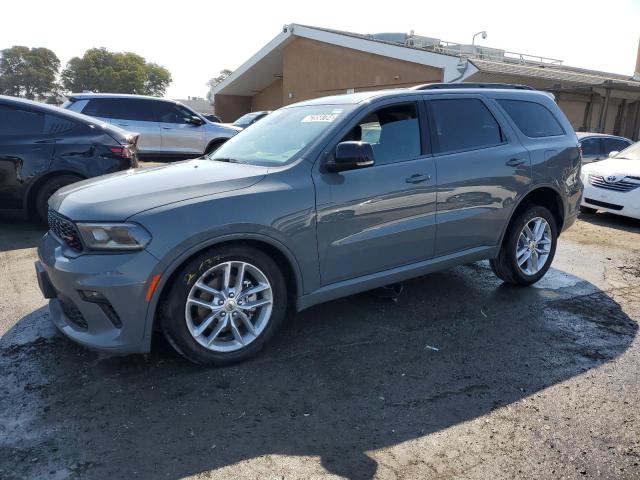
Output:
top-left (209, 157), bottom-right (243, 163)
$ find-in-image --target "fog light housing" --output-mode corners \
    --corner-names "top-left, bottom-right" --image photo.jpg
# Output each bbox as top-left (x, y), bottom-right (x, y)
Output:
top-left (80, 290), bottom-right (107, 302)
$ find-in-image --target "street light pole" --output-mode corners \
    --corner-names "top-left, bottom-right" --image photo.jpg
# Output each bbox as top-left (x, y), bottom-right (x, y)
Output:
top-left (472, 31), bottom-right (487, 47)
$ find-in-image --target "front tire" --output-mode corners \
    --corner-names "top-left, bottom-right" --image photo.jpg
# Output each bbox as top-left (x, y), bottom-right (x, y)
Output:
top-left (490, 205), bottom-right (558, 286)
top-left (34, 175), bottom-right (83, 223)
top-left (161, 245), bottom-right (287, 366)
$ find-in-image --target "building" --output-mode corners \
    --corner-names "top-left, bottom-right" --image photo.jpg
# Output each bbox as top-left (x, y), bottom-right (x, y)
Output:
top-left (175, 96), bottom-right (215, 115)
top-left (212, 24), bottom-right (640, 139)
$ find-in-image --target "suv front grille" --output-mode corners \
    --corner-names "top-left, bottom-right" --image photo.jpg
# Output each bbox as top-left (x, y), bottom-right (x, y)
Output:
top-left (588, 174), bottom-right (639, 193)
top-left (48, 210), bottom-right (83, 252)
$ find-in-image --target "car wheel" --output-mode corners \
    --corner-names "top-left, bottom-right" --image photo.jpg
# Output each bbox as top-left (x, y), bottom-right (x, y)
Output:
top-left (580, 205), bottom-right (597, 214)
top-left (161, 245), bottom-right (287, 366)
top-left (34, 175), bottom-right (83, 223)
top-left (490, 205), bottom-right (558, 286)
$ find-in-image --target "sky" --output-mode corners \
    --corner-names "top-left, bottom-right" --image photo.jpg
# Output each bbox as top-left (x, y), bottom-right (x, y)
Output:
top-left (2, 0), bottom-right (639, 99)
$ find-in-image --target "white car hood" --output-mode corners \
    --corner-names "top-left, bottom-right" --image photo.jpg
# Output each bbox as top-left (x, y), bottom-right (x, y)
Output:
top-left (582, 159), bottom-right (640, 178)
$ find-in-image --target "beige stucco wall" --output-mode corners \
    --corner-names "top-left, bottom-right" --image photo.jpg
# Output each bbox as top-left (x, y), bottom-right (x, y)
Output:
top-left (281, 37), bottom-right (443, 104)
top-left (557, 97), bottom-right (588, 130)
top-left (251, 78), bottom-right (283, 111)
top-left (213, 94), bottom-right (251, 122)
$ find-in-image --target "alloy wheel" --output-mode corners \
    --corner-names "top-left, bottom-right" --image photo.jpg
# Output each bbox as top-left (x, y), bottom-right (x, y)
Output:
top-left (516, 217), bottom-right (552, 276)
top-left (185, 261), bottom-right (273, 352)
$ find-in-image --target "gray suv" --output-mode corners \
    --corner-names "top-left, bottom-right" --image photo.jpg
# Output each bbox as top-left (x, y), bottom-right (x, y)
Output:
top-left (37, 85), bottom-right (583, 365)
top-left (63, 94), bottom-right (239, 160)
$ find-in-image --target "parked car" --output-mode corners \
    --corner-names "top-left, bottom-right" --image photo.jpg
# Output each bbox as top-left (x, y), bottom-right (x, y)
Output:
top-left (231, 111), bottom-right (270, 130)
top-left (202, 113), bottom-right (222, 123)
top-left (0, 95), bottom-right (139, 222)
top-left (580, 141), bottom-right (640, 219)
top-left (36, 85), bottom-right (582, 366)
top-left (63, 94), bottom-right (239, 161)
top-left (576, 132), bottom-right (632, 164)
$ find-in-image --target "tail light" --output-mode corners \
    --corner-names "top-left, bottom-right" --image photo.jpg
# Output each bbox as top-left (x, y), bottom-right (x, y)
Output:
top-left (109, 145), bottom-right (135, 159)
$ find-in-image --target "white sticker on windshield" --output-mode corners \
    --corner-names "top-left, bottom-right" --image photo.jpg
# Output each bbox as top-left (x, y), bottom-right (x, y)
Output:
top-left (301, 114), bottom-right (340, 123)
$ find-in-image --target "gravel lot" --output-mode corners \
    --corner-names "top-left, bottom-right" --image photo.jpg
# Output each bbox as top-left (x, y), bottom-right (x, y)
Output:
top-left (0, 212), bottom-right (639, 480)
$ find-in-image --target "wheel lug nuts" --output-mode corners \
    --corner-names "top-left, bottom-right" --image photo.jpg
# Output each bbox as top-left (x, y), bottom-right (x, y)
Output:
top-left (221, 312), bottom-right (226, 316)
top-left (218, 300), bottom-right (224, 306)
top-left (229, 293), bottom-right (234, 298)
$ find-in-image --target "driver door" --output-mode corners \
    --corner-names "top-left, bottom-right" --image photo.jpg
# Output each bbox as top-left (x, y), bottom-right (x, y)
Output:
top-left (313, 99), bottom-right (437, 286)
top-left (155, 102), bottom-right (206, 155)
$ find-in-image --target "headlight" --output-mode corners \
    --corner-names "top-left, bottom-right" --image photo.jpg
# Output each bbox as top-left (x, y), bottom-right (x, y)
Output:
top-left (76, 223), bottom-right (151, 251)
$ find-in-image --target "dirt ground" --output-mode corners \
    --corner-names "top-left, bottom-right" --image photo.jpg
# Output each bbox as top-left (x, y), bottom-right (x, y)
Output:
top-left (0, 212), bottom-right (639, 480)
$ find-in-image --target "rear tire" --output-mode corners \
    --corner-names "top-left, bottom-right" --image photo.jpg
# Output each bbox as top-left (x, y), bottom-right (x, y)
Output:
top-left (34, 175), bottom-right (83, 223)
top-left (161, 245), bottom-right (287, 366)
top-left (580, 205), bottom-right (597, 215)
top-left (490, 205), bottom-right (558, 286)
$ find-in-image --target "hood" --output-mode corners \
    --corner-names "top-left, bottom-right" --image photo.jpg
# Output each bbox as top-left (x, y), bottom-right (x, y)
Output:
top-left (50, 159), bottom-right (269, 221)
top-left (582, 158), bottom-right (640, 178)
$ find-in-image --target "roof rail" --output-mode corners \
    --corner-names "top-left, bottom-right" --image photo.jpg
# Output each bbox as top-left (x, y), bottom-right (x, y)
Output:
top-left (410, 83), bottom-right (535, 91)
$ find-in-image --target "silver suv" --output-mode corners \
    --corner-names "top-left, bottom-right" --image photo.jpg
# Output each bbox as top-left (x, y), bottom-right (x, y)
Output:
top-left (38, 85), bottom-right (583, 366)
top-left (63, 94), bottom-right (239, 160)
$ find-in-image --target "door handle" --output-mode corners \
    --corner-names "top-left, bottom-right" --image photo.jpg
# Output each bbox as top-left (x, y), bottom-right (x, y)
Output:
top-left (506, 158), bottom-right (525, 167)
top-left (117, 123), bottom-right (129, 127)
top-left (405, 173), bottom-right (431, 184)
top-left (161, 126), bottom-right (173, 130)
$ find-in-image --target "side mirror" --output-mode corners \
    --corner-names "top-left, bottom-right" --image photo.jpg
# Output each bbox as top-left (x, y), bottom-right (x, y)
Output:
top-left (187, 115), bottom-right (204, 126)
top-left (608, 150), bottom-right (619, 158)
top-left (326, 141), bottom-right (375, 173)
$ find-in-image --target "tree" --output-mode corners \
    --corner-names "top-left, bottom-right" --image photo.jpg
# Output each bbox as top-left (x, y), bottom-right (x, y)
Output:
top-left (0, 46), bottom-right (60, 99)
top-left (61, 48), bottom-right (172, 96)
top-left (206, 69), bottom-right (232, 102)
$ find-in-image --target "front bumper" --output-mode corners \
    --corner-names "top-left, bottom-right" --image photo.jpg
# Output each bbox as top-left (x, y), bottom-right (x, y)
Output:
top-left (37, 232), bottom-right (160, 354)
top-left (581, 182), bottom-right (640, 220)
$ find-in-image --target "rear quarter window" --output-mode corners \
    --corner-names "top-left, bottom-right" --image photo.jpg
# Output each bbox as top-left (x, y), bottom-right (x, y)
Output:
top-left (429, 98), bottom-right (503, 154)
top-left (497, 99), bottom-right (564, 138)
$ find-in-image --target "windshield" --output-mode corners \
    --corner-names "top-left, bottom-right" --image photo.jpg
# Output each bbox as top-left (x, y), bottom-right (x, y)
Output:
top-left (614, 141), bottom-right (640, 161)
top-left (233, 112), bottom-right (262, 127)
top-left (210, 105), bottom-right (352, 165)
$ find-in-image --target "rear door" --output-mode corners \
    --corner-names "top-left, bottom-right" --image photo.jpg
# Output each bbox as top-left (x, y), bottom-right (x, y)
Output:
top-left (314, 99), bottom-right (438, 285)
top-left (154, 102), bottom-right (206, 155)
top-left (82, 98), bottom-right (162, 154)
top-left (426, 95), bottom-right (531, 256)
top-left (0, 104), bottom-right (53, 210)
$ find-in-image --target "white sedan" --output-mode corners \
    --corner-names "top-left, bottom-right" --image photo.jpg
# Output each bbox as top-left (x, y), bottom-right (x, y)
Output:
top-left (580, 142), bottom-right (640, 220)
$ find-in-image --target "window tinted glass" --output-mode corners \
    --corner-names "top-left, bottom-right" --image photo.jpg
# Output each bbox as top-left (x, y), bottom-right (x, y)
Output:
top-left (110, 99), bottom-right (156, 122)
top-left (603, 138), bottom-right (630, 155)
top-left (0, 105), bottom-right (44, 136)
top-left (341, 103), bottom-right (421, 165)
top-left (430, 98), bottom-right (502, 153)
top-left (82, 98), bottom-right (113, 118)
top-left (497, 99), bottom-right (564, 138)
top-left (155, 102), bottom-right (194, 124)
top-left (580, 138), bottom-right (601, 156)
top-left (44, 115), bottom-right (77, 135)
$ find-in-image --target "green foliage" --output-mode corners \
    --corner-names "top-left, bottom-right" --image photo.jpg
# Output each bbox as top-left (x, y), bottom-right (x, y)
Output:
top-left (206, 69), bottom-right (232, 102)
top-left (61, 48), bottom-right (172, 96)
top-left (0, 46), bottom-right (60, 99)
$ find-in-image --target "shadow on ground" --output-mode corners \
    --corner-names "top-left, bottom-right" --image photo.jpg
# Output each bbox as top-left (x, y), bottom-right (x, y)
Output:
top-left (578, 211), bottom-right (640, 234)
top-left (1, 261), bottom-right (637, 479)
top-left (0, 220), bottom-right (45, 252)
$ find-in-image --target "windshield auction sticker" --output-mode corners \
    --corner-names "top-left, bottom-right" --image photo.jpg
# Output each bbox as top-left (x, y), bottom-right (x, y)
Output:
top-left (301, 114), bottom-right (340, 123)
